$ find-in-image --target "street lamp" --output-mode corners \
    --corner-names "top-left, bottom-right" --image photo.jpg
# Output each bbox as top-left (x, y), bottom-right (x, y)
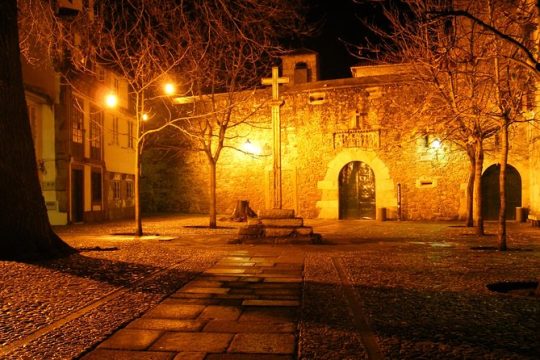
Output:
top-left (242, 139), bottom-right (261, 155)
top-left (164, 83), bottom-right (176, 96)
top-left (105, 93), bottom-right (118, 108)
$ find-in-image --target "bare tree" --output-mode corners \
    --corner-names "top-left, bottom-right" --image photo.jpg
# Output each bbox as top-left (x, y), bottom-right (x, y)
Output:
top-left (91, 1), bottom-right (192, 235)
top-left (0, 0), bottom-right (74, 259)
top-left (480, 0), bottom-right (537, 250)
top-left (168, 0), bottom-right (307, 228)
top-left (19, 0), bottom-right (194, 236)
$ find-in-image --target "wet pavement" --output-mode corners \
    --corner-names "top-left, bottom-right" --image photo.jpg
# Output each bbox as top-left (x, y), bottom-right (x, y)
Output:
top-left (1, 214), bottom-right (539, 359)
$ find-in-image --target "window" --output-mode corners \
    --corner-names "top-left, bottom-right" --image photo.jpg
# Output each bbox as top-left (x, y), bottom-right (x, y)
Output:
top-left (294, 62), bottom-right (309, 84)
top-left (114, 77), bottom-right (120, 94)
top-left (89, 107), bottom-right (102, 160)
top-left (97, 66), bottom-right (105, 82)
top-left (127, 120), bottom-right (134, 148)
top-left (112, 181), bottom-right (121, 200)
top-left (112, 116), bottom-right (119, 145)
top-left (91, 170), bottom-right (102, 203)
top-left (126, 181), bottom-right (133, 199)
top-left (27, 104), bottom-right (38, 144)
top-left (72, 97), bottom-right (84, 144)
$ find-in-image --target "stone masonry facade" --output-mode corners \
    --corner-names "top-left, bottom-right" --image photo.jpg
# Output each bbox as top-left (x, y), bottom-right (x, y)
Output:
top-left (142, 60), bottom-right (532, 221)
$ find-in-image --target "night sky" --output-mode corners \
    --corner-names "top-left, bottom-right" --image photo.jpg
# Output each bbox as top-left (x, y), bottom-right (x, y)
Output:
top-left (292, 0), bottom-right (388, 80)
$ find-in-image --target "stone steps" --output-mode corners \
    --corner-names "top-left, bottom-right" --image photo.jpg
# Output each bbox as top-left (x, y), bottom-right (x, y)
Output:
top-left (237, 209), bottom-right (321, 244)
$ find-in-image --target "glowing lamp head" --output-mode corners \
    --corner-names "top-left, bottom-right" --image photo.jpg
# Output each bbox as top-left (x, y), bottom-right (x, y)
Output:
top-left (141, 113), bottom-right (149, 121)
top-left (105, 93), bottom-right (118, 108)
top-left (431, 139), bottom-right (442, 149)
top-left (242, 139), bottom-right (261, 155)
top-left (164, 83), bottom-right (176, 96)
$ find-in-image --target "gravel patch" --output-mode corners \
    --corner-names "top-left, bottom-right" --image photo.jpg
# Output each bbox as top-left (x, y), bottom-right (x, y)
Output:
top-left (299, 254), bottom-right (368, 359)
top-left (340, 238), bottom-right (540, 359)
top-left (0, 237), bottom-right (222, 359)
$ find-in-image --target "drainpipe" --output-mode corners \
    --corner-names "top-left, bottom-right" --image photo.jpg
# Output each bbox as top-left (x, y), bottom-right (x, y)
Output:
top-left (397, 183), bottom-right (402, 221)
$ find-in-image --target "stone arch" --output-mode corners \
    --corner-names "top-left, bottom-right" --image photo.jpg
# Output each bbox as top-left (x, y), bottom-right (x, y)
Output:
top-left (317, 149), bottom-right (396, 219)
top-left (481, 163), bottom-right (522, 220)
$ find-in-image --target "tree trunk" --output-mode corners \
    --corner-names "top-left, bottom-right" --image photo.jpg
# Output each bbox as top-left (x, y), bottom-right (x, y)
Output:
top-left (134, 143), bottom-right (143, 236)
top-left (473, 139), bottom-right (484, 236)
top-left (498, 124), bottom-right (508, 251)
top-left (466, 145), bottom-right (476, 227)
top-left (0, 0), bottom-right (74, 260)
top-left (208, 158), bottom-right (217, 228)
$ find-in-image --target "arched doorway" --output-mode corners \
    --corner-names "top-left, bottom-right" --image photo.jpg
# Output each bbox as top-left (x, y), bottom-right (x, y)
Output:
top-left (481, 164), bottom-right (522, 220)
top-left (339, 161), bottom-right (376, 219)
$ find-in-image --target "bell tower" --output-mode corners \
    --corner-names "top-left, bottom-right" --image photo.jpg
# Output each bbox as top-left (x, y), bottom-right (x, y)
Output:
top-left (280, 49), bottom-right (319, 86)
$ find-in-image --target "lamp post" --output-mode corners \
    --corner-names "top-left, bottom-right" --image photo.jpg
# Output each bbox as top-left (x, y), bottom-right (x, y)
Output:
top-left (105, 83), bottom-right (173, 236)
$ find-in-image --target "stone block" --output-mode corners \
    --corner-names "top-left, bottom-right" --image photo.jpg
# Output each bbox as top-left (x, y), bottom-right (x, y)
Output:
top-left (97, 329), bottom-right (163, 350)
top-left (198, 305), bottom-right (241, 320)
top-left (260, 218), bottom-right (303, 227)
top-left (227, 333), bottom-right (296, 354)
top-left (205, 268), bottom-right (246, 274)
top-left (205, 354), bottom-right (293, 360)
top-left (143, 304), bottom-right (205, 319)
top-left (183, 280), bottom-right (224, 288)
top-left (247, 218), bottom-right (262, 225)
top-left (172, 353), bottom-right (206, 360)
top-left (203, 320), bottom-right (295, 333)
top-left (81, 349), bottom-right (174, 360)
top-left (180, 287), bottom-right (230, 295)
top-left (242, 300), bottom-right (300, 307)
top-left (238, 225), bottom-right (263, 236)
top-left (258, 209), bottom-right (295, 219)
top-left (126, 318), bottom-right (205, 332)
top-left (264, 277), bottom-right (302, 283)
top-left (150, 332), bottom-right (233, 352)
top-left (295, 226), bottom-right (313, 236)
top-left (264, 228), bottom-right (295, 237)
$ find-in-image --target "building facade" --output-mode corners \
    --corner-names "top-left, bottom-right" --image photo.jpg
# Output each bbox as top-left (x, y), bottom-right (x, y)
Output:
top-left (22, 59), bottom-right (136, 225)
top-left (147, 51), bottom-right (536, 222)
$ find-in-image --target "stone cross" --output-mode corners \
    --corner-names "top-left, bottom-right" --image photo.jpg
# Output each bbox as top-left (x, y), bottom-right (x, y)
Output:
top-left (261, 66), bottom-right (289, 209)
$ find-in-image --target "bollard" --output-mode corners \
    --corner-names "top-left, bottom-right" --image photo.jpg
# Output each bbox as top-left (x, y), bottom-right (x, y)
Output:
top-left (376, 207), bottom-right (386, 222)
top-left (516, 207), bottom-right (523, 223)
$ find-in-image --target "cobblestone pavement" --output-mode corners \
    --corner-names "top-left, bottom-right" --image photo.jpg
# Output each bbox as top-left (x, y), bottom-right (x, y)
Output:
top-left (0, 215), bottom-right (539, 359)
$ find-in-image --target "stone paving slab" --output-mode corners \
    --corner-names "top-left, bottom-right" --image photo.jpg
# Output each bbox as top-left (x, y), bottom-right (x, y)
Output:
top-left (126, 318), bottom-right (205, 332)
top-left (150, 332), bottom-right (233, 352)
top-left (205, 354), bottom-right (294, 360)
top-left (143, 304), bottom-right (205, 319)
top-left (81, 349), bottom-right (176, 360)
top-left (82, 250), bottom-right (304, 359)
top-left (97, 329), bottom-right (163, 350)
top-left (198, 305), bottom-right (242, 320)
top-left (172, 352), bottom-right (206, 360)
top-left (203, 320), bottom-right (296, 333)
top-left (180, 287), bottom-right (231, 294)
top-left (242, 300), bottom-right (300, 307)
top-left (264, 277), bottom-right (302, 283)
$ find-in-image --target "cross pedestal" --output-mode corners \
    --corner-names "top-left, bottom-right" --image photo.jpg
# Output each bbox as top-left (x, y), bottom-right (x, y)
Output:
top-left (261, 66), bottom-right (288, 209)
top-left (235, 67), bottom-right (321, 244)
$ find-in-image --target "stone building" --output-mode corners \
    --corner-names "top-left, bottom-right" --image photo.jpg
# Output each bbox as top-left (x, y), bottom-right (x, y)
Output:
top-left (22, 59), bottom-right (136, 224)
top-left (145, 50), bottom-right (535, 222)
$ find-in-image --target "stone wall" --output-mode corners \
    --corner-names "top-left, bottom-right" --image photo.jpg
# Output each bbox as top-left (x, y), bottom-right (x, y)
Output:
top-left (142, 76), bottom-right (532, 221)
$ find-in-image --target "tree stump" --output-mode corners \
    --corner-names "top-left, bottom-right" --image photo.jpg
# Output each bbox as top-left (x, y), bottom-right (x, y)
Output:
top-left (230, 200), bottom-right (257, 222)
